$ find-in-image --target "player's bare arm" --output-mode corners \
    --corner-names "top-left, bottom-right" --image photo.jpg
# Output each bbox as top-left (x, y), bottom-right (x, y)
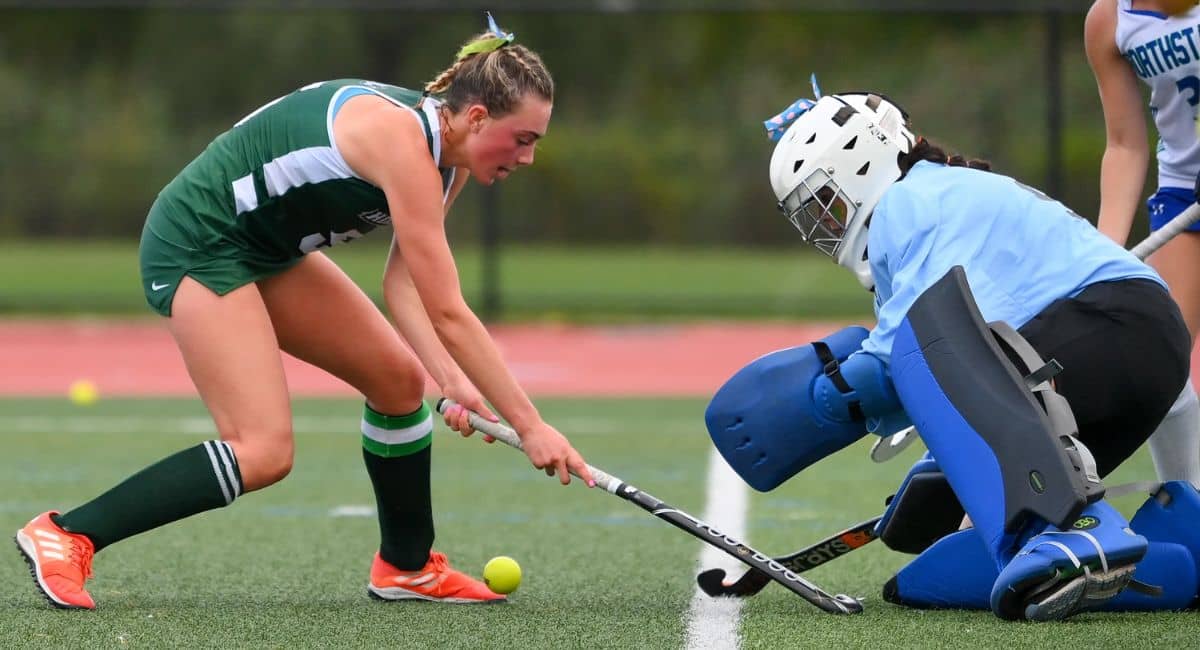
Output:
top-left (1086, 0), bottom-right (1151, 245)
top-left (330, 96), bottom-right (461, 385)
top-left (335, 95), bottom-right (591, 484)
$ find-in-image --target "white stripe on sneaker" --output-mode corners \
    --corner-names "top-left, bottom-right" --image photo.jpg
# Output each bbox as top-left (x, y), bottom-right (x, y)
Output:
top-left (405, 572), bottom-right (436, 586)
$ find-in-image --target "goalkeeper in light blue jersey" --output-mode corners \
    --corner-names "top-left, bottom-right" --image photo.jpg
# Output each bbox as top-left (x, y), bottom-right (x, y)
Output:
top-left (709, 91), bottom-right (1199, 620)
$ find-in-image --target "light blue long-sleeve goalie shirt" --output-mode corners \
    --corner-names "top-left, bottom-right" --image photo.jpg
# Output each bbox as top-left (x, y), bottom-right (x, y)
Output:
top-left (858, 160), bottom-right (1165, 367)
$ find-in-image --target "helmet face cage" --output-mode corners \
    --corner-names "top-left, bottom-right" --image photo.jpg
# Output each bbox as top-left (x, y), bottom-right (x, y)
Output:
top-left (777, 168), bottom-right (856, 259)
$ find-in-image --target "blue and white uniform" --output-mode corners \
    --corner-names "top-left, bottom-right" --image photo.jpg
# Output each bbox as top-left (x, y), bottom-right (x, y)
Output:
top-left (1115, 1), bottom-right (1200, 228)
top-left (859, 161), bottom-right (1164, 365)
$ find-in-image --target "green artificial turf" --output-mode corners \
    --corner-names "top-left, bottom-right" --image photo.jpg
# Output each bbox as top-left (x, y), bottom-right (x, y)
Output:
top-left (0, 397), bottom-right (1191, 648)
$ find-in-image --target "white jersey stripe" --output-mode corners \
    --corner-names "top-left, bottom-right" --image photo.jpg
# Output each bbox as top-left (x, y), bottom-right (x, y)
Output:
top-left (261, 146), bottom-right (356, 200)
top-left (232, 174), bottom-right (258, 214)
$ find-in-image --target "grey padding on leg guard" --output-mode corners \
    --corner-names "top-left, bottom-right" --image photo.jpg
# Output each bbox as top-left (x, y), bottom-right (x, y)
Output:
top-left (988, 321), bottom-right (1104, 502)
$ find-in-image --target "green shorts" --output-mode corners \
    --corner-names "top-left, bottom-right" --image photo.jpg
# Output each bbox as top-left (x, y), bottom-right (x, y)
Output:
top-left (138, 202), bottom-right (301, 317)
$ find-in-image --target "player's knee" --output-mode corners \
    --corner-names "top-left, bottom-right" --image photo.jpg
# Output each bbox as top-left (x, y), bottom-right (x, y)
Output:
top-left (393, 360), bottom-right (426, 399)
top-left (258, 445), bottom-right (295, 486)
top-left (227, 425), bottom-right (295, 489)
top-left (364, 355), bottom-right (426, 413)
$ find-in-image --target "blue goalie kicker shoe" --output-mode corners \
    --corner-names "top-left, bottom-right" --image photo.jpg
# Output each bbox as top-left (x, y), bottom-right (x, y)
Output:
top-left (990, 500), bottom-right (1147, 621)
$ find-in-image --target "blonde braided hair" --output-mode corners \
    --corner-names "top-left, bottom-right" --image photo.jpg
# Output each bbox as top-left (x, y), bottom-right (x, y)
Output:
top-left (424, 31), bottom-right (553, 117)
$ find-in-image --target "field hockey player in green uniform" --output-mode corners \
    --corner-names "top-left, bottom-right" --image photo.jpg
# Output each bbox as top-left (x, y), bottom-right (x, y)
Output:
top-left (15, 14), bottom-right (593, 610)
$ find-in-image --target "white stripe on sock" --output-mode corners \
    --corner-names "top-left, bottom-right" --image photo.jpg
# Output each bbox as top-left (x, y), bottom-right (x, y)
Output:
top-left (360, 416), bottom-right (433, 447)
top-left (214, 440), bottom-right (242, 498)
top-left (203, 441), bottom-right (234, 505)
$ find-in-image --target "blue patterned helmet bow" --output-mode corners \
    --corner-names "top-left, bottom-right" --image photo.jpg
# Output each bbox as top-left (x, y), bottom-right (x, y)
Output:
top-left (763, 73), bottom-right (824, 142)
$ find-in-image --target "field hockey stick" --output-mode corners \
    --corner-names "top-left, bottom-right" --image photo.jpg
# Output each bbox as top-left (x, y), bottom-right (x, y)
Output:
top-left (435, 398), bottom-right (863, 614)
top-left (1130, 202), bottom-right (1200, 260)
top-left (697, 480), bottom-right (1161, 600)
top-left (697, 516), bottom-right (881, 598)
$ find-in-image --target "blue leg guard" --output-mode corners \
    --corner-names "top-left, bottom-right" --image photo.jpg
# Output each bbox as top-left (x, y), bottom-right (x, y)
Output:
top-left (890, 269), bottom-right (1101, 564)
top-left (991, 500), bottom-right (1146, 620)
top-left (1107, 542), bottom-right (1198, 611)
top-left (890, 268), bottom-right (1127, 620)
top-left (885, 526), bottom-right (1195, 612)
top-left (883, 529), bottom-right (994, 610)
top-left (1113, 481), bottom-right (1200, 609)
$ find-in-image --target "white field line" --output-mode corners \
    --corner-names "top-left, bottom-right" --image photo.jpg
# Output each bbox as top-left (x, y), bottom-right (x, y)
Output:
top-left (683, 448), bottom-right (748, 650)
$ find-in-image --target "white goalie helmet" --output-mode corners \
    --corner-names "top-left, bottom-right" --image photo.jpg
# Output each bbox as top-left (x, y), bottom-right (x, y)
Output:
top-left (768, 93), bottom-right (915, 289)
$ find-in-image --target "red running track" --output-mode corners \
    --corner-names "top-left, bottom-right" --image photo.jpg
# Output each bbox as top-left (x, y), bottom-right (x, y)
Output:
top-left (0, 319), bottom-right (857, 398)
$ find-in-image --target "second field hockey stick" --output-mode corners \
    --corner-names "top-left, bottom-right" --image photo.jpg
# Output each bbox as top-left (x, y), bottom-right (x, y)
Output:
top-left (698, 481), bottom-right (1162, 599)
top-left (697, 516), bottom-right (882, 598)
top-left (435, 398), bottom-right (863, 614)
top-left (868, 203), bottom-right (1193, 466)
top-left (1130, 201), bottom-right (1200, 260)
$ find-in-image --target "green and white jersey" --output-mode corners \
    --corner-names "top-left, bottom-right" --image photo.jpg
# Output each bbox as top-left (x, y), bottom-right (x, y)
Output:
top-left (151, 79), bottom-right (455, 262)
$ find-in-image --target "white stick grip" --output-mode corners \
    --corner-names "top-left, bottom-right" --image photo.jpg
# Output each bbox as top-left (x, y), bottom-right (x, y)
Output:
top-left (1130, 202), bottom-right (1200, 260)
top-left (435, 398), bottom-right (619, 491)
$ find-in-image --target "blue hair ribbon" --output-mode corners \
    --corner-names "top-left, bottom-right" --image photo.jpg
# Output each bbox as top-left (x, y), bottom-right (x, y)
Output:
top-left (456, 11), bottom-right (516, 60)
top-left (486, 11), bottom-right (514, 41)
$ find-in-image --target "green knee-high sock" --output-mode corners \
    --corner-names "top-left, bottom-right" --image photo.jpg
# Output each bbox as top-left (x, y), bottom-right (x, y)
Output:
top-left (361, 402), bottom-right (434, 570)
top-left (54, 440), bottom-right (242, 551)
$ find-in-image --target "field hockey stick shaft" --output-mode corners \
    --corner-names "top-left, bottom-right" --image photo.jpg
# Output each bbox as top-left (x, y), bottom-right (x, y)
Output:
top-left (435, 398), bottom-right (863, 614)
top-left (697, 516), bottom-right (882, 597)
top-left (1130, 202), bottom-right (1200, 260)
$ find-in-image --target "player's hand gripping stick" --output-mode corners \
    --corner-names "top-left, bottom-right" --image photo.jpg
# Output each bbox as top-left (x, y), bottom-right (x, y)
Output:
top-left (435, 398), bottom-right (864, 614)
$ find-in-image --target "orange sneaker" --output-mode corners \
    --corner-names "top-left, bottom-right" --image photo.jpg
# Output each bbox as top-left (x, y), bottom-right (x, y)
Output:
top-left (14, 511), bottom-right (96, 610)
top-left (368, 551), bottom-right (505, 604)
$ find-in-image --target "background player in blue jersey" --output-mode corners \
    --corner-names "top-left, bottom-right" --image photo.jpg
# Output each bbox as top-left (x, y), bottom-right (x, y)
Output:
top-left (707, 91), bottom-right (1198, 620)
top-left (15, 16), bottom-right (593, 610)
top-left (1086, 0), bottom-right (1200, 492)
